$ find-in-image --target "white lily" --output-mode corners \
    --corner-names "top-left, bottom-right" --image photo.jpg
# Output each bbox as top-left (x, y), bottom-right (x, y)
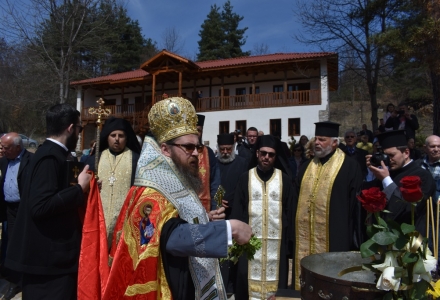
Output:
top-left (376, 267), bottom-right (401, 291)
top-left (372, 251), bottom-right (399, 272)
top-left (412, 252), bottom-right (437, 283)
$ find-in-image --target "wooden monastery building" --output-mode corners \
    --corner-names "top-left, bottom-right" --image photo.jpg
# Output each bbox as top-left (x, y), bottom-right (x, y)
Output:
top-left (70, 50), bottom-right (338, 149)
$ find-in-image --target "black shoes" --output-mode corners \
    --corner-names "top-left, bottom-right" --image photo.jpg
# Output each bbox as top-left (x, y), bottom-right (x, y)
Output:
top-left (2, 284), bottom-right (20, 300)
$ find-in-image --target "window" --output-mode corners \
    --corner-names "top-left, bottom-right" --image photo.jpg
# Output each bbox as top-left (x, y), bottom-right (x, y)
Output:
top-left (249, 86), bottom-right (260, 94)
top-left (236, 88), bottom-right (246, 95)
top-left (270, 119), bottom-right (282, 136)
top-left (104, 98), bottom-right (116, 106)
top-left (287, 83), bottom-right (310, 91)
top-left (219, 121), bottom-right (230, 134)
top-left (235, 120), bottom-right (246, 134)
top-left (273, 85), bottom-right (283, 92)
top-left (288, 118), bottom-right (301, 136)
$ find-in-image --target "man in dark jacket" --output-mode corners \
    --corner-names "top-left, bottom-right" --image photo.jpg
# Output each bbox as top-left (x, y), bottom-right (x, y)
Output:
top-left (385, 103), bottom-right (419, 140)
top-left (5, 103), bottom-right (91, 299)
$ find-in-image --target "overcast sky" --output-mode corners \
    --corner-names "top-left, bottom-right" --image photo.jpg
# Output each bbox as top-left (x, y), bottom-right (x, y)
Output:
top-left (125, 0), bottom-right (319, 59)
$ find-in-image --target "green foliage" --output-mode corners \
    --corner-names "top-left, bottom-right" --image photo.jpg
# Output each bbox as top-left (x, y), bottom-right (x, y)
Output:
top-left (197, 0), bottom-right (250, 61)
top-left (219, 236), bottom-right (262, 265)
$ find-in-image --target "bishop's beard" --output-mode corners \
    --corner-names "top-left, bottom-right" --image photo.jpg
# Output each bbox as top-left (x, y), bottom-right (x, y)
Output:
top-left (172, 157), bottom-right (203, 194)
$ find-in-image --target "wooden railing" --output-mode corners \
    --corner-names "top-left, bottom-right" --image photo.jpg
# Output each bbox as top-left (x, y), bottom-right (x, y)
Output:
top-left (194, 90), bottom-right (321, 112)
top-left (82, 90), bottom-right (321, 121)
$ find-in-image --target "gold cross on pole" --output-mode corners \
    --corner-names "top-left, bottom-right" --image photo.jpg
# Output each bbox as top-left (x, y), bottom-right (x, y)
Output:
top-left (88, 98), bottom-right (111, 179)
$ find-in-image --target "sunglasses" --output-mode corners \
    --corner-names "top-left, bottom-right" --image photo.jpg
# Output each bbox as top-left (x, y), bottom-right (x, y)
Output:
top-left (259, 150), bottom-right (276, 158)
top-left (171, 143), bottom-right (204, 154)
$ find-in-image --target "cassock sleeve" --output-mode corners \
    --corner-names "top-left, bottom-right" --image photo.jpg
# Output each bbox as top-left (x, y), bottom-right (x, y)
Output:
top-left (208, 147), bottom-right (221, 210)
top-left (29, 156), bottom-right (84, 220)
top-left (165, 219), bottom-right (228, 258)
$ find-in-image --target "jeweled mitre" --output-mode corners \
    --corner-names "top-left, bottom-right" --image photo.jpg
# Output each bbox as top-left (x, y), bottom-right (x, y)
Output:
top-left (148, 97), bottom-right (198, 143)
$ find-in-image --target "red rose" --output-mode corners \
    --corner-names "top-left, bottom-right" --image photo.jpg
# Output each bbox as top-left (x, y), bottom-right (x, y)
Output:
top-left (400, 176), bottom-right (423, 203)
top-left (357, 187), bottom-right (387, 213)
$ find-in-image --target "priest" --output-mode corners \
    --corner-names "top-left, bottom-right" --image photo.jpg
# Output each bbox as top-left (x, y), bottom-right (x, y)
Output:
top-left (292, 121), bottom-right (364, 290)
top-left (230, 135), bottom-right (294, 299)
top-left (85, 117), bottom-right (141, 248)
top-left (103, 97), bottom-right (252, 300)
top-left (366, 130), bottom-right (435, 235)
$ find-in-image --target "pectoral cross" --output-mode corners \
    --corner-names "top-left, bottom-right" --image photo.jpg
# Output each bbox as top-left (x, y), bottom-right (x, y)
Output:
top-left (72, 166), bottom-right (80, 179)
top-left (109, 173), bottom-right (116, 186)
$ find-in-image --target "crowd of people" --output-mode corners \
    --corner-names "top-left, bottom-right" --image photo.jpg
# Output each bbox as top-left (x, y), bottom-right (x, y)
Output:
top-left (0, 99), bottom-right (438, 300)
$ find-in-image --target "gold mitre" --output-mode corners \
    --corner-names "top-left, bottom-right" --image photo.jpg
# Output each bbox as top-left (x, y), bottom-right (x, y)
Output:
top-left (148, 97), bottom-right (198, 143)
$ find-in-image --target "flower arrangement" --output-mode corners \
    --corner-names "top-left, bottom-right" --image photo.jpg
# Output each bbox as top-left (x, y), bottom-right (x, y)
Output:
top-left (357, 176), bottom-right (437, 299)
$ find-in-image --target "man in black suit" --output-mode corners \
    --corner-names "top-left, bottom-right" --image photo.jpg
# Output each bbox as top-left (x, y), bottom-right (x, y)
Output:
top-left (341, 130), bottom-right (369, 179)
top-left (0, 132), bottom-right (33, 299)
top-left (5, 104), bottom-right (92, 300)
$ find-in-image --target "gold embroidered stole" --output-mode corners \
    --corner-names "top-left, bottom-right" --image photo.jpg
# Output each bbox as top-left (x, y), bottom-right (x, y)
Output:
top-left (98, 148), bottom-right (133, 247)
top-left (198, 146), bottom-right (211, 212)
top-left (294, 148), bottom-right (345, 290)
top-left (248, 168), bottom-right (283, 300)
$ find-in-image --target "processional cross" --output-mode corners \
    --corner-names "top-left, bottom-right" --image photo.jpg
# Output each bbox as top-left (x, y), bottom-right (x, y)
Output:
top-left (88, 98), bottom-right (111, 179)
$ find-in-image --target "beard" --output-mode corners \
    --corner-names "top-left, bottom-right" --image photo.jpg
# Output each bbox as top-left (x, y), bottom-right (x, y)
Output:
top-left (314, 143), bottom-right (333, 158)
top-left (172, 155), bottom-right (202, 194)
top-left (66, 131), bottom-right (78, 151)
top-left (218, 150), bottom-right (235, 164)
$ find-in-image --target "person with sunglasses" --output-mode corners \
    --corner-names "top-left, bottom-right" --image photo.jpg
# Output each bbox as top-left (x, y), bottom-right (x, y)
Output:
top-left (339, 130), bottom-right (369, 179)
top-left (230, 135), bottom-right (294, 299)
top-left (292, 121), bottom-right (363, 291)
top-left (103, 97), bottom-right (252, 300)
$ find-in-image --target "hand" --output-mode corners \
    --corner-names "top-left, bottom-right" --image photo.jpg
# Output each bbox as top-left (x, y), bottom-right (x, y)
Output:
top-left (229, 219), bottom-right (252, 245)
top-left (208, 206), bottom-right (225, 221)
top-left (78, 165), bottom-right (92, 193)
top-left (366, 156), bottom-right (389, 181)
top-left (221, 199), bottom-right (229, 208)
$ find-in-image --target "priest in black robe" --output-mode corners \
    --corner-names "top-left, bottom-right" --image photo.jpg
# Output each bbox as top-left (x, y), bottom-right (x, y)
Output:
top-left (230, 135), bottom-right (294, 299)
top-left (292, 121), bottom-right (363, 290)
top-left (366, 130), bottom-right (435, 235)
top-left (216, 133), bottom-right (249, 295)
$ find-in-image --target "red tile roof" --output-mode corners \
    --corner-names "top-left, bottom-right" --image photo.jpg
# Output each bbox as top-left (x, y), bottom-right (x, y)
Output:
top-left (196, 52), bottom-right (336, 69)
top-left (71, 52), bottom-right (337, 86)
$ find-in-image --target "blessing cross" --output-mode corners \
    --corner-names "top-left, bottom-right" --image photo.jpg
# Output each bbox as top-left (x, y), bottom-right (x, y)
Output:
top-left (88, 98), bottom-right (111, 179)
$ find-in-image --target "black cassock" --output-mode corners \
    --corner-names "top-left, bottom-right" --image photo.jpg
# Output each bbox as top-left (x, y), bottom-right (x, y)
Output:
top-left (291, 151), bottom-right (364, 289)
top-left (218, 155), bottom-right (249, 218)
top-left (230, 167), bottom-right (294, 299)
top-left (364, 160), bottom-right (435, 236)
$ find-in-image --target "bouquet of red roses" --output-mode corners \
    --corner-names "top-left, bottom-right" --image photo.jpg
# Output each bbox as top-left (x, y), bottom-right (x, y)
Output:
top-left (356, 176), bottom-right (436, 299)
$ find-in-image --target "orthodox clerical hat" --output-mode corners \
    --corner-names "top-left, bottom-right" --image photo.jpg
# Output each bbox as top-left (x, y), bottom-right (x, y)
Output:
top-left (100, 117), bottom-right (141, 154)
top-left (217, 134), bottom-right (234, 145)
top-left (376, 130), bottom-right (407, 149)
top-left (315, 121), bottom-right (340, 137)
top-left (255, 135), bottom-right (279, 151)
top-left (197, 114), bottom-right (205, 127)
top-left (148, 97), bottom-right (198, 144)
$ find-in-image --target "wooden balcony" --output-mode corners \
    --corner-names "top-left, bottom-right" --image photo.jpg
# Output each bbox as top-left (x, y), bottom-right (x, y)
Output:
top-left (194, 90), bottom-right (321, 112)
top-left (82, 90), bottom-right (321, 122)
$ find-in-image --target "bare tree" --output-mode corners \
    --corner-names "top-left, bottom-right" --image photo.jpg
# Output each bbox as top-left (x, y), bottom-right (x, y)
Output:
top-left (293, 0), bottom-right (398, 130)
top-left (160, 26), bottom-right (185, 54)
top-left (252, 42), bottom-right (270, 55)
top-left (0, 0), bottom-right (117, 103)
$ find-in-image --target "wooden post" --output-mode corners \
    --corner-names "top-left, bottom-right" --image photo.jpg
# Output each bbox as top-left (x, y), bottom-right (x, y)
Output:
top-left (178, 71), bottom-right (182, 96)
top-left (152, 74), bottom-right (156, 104)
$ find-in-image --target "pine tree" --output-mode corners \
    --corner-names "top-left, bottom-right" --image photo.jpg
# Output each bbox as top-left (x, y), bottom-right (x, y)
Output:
top-left (197, 1), bottom-right (249, 61)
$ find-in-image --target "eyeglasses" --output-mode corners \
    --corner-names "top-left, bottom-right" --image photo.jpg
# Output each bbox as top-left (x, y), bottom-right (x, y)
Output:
top-left (76, 125), bottom-right (83, 133)
top-left (259, 150), bottom-right (276, 158)
top-left (345, 135), bottom-right (355, 138)
top-left (171, 143), bottom-right (204, 154)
